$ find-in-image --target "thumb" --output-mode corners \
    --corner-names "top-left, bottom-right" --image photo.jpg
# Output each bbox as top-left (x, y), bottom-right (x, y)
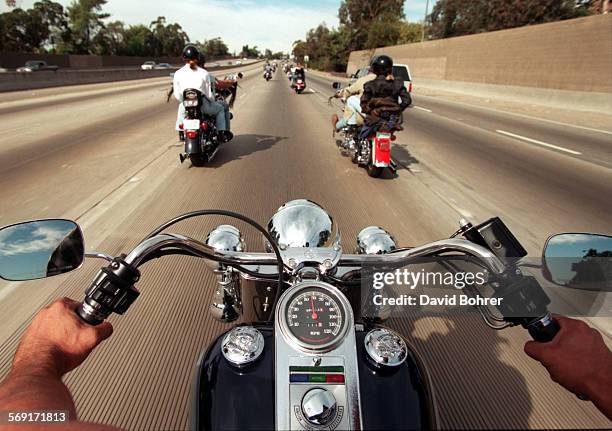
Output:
top-left (524, 340), bottom-right (546, 361)
top-left (94, 321), bottom-right (114, 342)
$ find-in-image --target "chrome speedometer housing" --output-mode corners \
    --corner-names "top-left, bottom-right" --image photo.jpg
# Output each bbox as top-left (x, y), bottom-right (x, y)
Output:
top-left (265, 200), bottom-right (340, 252)
top-left (277, 281), bottom-right (352, 353)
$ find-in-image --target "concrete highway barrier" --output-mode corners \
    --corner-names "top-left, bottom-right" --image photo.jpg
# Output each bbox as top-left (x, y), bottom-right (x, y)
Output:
top-left (348, 14), bottom-right (612, 114)
top-left (0, 62), bottom-right (259, 93)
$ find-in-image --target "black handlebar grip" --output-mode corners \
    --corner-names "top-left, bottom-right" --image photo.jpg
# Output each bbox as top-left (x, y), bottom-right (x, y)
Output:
top-left (527, 314), bottom-right (560, 343)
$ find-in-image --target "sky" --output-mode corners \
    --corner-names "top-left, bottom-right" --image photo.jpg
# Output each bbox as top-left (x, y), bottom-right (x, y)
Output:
top-left (1, 0), bottom-right (434, 53)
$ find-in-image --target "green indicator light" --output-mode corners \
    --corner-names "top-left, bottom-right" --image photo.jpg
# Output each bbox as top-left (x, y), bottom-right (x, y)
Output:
top-left (308, 374), bottom-right (326, 383)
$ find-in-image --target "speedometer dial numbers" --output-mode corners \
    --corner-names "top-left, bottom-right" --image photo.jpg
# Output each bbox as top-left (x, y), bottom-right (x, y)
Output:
top-left (279, 282), bottom-right (350, 353)
top-left (287, 291), bottom-right (343, 346)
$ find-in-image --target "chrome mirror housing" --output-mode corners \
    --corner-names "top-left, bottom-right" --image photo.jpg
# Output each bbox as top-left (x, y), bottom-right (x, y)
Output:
top-left (205, 225), bottom-right (245, 322)
top-left (265, 199), bottom-right (340, 252)
top-left (356, 226), bottom-right (397, 255)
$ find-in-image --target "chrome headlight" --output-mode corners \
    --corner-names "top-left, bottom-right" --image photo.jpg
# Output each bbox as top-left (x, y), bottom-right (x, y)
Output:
top-left (265, 199), bottom-right (340, 251)
top-left (356, 226), bottom-right (397, 255)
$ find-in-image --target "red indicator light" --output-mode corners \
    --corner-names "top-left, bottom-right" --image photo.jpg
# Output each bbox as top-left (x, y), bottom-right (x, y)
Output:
top-left (326, 374), bottom-right (345, 383)
top-left (200, 123), bottom-right (209, 131)
top-left (179, 123), bottom-right (184, 130)
top-left (186, 131), bottom-right (198, 139)
top-left (390, 135), bottom-right (397, 141)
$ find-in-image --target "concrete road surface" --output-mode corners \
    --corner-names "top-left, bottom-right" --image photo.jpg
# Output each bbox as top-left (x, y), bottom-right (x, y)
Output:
top-left (0, 64), bottom-right (610, 430)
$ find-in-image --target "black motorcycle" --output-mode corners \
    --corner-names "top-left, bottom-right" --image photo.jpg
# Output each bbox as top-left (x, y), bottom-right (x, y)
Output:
top-left (178, 88), bottom-right (220, 167)
top-left (1, 200), bottom-right (610, 430)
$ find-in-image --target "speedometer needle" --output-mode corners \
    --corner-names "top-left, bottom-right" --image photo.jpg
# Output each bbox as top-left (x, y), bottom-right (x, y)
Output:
top-left (310, 297), bottom-right (318, 320)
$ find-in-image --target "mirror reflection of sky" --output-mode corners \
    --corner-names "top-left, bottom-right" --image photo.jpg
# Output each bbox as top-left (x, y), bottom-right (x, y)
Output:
top-left (0, 220), bottom-right (77, 281)
top-left (545, 234), bottom-right (612, 285)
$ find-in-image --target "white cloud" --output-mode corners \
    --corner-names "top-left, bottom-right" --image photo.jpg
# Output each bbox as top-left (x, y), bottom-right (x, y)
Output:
top-left (0, 223), bottom-right (72, 257)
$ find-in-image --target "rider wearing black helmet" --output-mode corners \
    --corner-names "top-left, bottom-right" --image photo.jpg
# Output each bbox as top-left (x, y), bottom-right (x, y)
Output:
top-left (360, 54), bottom-right (411, 126)
top-left (173, 44), bottom-right (233, 142)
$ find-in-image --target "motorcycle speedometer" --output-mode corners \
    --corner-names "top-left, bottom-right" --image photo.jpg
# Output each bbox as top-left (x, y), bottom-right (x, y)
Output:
top-left (278, 281), bottom-right (350, 353)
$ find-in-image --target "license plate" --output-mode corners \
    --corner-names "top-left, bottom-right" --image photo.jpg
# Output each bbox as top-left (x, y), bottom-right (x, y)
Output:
top-left (376, 132), bottom-right (391, 140)
top-left (183, 119), bottom-right (200, 130)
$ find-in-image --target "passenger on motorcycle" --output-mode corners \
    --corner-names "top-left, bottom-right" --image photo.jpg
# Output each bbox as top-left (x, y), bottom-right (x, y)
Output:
top-left (330, 68), bottom-right (376, 132)
top-left (359, 55), bottom-right (411, 137)
top-left (173, 45), bottom-right (233, 143)
top-left (290, 64), bottom-right (306, 87)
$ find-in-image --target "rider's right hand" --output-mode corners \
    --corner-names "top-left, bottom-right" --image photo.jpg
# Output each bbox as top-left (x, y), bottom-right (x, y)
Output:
top-left (12, 297), bottom-right (113, 378)
top-left (524, 315), bottom-right (612, 419)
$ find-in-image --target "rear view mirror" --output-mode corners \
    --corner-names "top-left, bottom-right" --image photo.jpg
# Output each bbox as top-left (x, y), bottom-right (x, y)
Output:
top-left (0, 219), bottom-right (84, 281)
top-left (332, 82), bottom-right (342, 90)
top-left (543, 233), bottom-right (612, 291)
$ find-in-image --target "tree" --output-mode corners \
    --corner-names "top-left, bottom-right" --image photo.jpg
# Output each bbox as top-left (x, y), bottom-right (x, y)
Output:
top-left (428, 0), bottom-right (597, 39)
top-left (32, 0), bottom-right (71, 52)
top-left (339, 0), bottom-right (405, 50)
top-left (0, 7), bottom-right (49, 52)
top-left (240, 44), bottom-right (260, 58)
top-left (66, 0), bottom-right (110, 54)
top-left (198, 37), bottom-right (229, 58)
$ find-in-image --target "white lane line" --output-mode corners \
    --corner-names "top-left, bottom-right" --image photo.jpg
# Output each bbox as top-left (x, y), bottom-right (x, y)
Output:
top-left (496, 129), bottom-right (582, 155)
top-left (309, 89), bottom-right (317, 93)
top-left (414, 106), bottom-right (432, 113)
top-left (418, 95), bottom-right (612, 136)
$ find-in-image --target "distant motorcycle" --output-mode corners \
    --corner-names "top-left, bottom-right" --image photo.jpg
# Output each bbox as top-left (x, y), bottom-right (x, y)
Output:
top-left (294, 78), bottom-right (306, 94)
top-left (264, 70), bottom-right (272, 81)
top-left (178, 88), bottom-right (222, 167)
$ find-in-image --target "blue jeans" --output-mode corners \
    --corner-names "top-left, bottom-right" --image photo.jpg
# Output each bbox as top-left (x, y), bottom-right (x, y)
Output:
top-left (202, 99), bottom-right (230, 131)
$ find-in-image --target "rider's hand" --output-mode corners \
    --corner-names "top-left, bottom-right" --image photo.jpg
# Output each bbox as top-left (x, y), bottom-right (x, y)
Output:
top-left (524, 315), bottom-right (612, 417)
top-left (12, 297), bottom-right (113, 378)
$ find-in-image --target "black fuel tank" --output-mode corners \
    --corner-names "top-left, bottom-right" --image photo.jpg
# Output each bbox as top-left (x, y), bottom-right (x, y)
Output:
top-left (193, 325), bottom-right (433, 430)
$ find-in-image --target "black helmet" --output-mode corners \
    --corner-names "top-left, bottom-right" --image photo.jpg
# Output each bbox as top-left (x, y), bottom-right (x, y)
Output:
top-left (371, 55), bottom-right (393, 76)
top-left (182, 45), bottom-right (200, 61)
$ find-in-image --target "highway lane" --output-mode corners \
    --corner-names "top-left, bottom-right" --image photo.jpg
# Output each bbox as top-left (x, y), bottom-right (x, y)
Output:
top-left (0, 69), bottom-right (610, 430)
top-left (307, 73), bottom-right (612, 254)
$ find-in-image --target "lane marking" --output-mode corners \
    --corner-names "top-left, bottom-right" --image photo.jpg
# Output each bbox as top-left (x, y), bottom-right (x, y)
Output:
top-left (414, 106), bottom-right (432, 113)
top-left (417, 95), bottom-right (612, 136)
top-left (496, 129), bottom-right (582, 155)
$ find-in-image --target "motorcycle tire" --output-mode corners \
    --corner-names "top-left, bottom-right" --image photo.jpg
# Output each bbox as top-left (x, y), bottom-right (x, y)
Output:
top-left (367, 163), bottom-right (383, 178)
top-left (351, 150), bottom-right (359, 164)
top-left (190, 153), bottom-right (207, 167)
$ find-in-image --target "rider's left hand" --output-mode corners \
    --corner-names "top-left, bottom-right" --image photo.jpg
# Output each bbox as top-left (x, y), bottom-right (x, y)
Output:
top-left (12, 297), bottom-right (113, 378)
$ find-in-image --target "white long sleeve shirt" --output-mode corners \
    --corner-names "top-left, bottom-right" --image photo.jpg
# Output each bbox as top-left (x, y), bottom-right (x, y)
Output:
top-left (173, 64), bottom-right (213, 102)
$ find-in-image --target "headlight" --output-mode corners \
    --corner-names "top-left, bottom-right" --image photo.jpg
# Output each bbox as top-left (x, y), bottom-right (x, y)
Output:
top-left (183, 99), bottom-right (199, 107)
top-left (356, 226), bottom-right (397, 255)
top-left (265, 199), bottom-right (340, 251)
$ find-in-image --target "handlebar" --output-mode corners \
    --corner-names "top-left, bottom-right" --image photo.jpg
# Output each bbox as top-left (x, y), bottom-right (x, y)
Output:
top-left (76, 234), bottom-right (558, 342)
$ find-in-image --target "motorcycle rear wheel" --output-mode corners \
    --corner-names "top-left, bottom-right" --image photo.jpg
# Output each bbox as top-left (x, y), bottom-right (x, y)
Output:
top-left (367, 163), bottom-right (383, 178)
top-left (190, 153), bottom-right (207, 167)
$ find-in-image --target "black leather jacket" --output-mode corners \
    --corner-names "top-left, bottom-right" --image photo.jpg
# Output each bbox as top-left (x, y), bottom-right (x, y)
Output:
top-left (361, 76), bottom-right (411, 112)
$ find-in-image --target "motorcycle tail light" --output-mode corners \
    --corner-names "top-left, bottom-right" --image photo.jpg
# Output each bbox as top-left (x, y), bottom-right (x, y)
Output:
top-left (200, 123), bottom-right (209, 131)
top-left (186, 131), bottom-right (198, 139)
